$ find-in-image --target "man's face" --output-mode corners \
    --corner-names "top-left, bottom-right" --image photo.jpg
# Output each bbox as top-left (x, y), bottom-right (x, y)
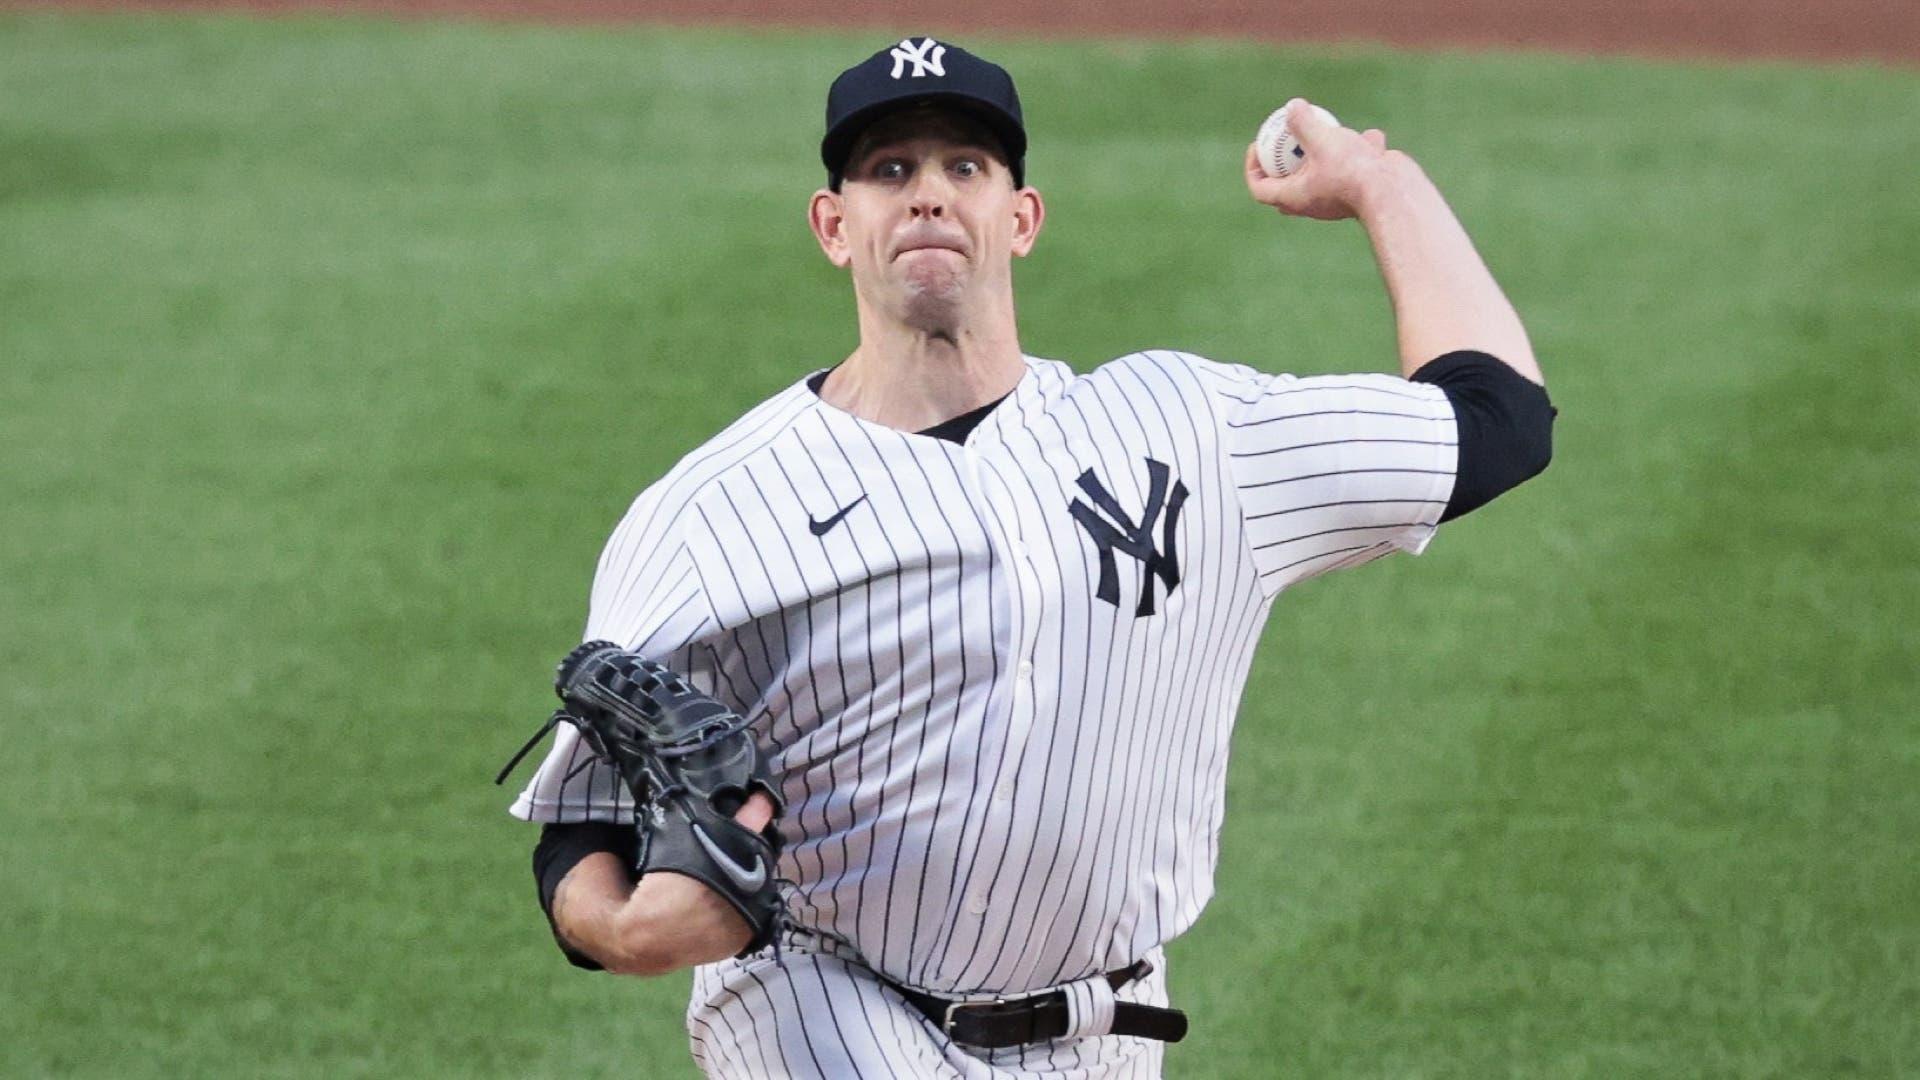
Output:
top-left (810, 108), bottom-right (1044, 332)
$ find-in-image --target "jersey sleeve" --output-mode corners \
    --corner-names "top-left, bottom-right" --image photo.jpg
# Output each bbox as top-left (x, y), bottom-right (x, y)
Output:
top-left (507, 485), bottom-right (721, 824)
top-left (1193, 355), bottom-right (1458, 596)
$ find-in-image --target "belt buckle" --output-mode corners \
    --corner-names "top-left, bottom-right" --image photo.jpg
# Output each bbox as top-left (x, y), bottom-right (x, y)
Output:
top-left (941, 996), bottom-right (1008, 1038)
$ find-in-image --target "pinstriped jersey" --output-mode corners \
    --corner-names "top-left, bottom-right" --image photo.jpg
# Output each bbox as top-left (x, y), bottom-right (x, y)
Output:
top-left (509, 350), bottom-right (1458, 996)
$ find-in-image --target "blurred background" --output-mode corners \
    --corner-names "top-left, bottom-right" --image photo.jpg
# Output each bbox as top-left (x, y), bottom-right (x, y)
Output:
top-left (1, 1), bottom-right (1915, 1076)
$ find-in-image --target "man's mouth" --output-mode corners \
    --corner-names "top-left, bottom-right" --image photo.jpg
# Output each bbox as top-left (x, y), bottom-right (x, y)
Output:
top-left (893, 237), bottom-right (968, 260)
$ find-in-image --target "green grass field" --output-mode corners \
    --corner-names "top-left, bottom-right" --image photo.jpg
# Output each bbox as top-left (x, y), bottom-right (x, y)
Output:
top-left (2, 11), bottom-right (1916, 1077)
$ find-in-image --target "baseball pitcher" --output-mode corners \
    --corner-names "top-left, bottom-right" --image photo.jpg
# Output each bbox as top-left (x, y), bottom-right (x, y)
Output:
top-left (500, 37), bottom-right (1555, 1078)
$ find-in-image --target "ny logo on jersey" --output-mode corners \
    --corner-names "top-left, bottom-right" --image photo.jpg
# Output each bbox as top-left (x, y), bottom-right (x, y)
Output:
top-left (888, 38), bottom-right (947, 79)
top-left (1069, 458), bottom-right (1188, 618)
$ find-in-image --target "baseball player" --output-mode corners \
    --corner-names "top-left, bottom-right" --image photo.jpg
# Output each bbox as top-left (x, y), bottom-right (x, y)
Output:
top-left (503, 37), bottom-right (1554, 1079)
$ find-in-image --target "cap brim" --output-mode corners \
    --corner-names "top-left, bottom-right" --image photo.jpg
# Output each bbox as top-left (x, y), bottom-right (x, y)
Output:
top-left (822, 91), bottom-right (1027, 187)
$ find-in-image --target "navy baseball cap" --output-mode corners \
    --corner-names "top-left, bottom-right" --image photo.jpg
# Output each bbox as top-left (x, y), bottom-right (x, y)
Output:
top-left (821, 37), bottom-right (1027, 190)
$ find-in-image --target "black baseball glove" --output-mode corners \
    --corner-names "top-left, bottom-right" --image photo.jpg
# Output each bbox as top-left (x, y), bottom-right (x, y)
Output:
top-left (527, 641), bottom-right (789, 957)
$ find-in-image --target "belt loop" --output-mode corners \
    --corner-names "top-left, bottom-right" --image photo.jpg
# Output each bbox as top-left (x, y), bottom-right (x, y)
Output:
top-left (1061, 976), bottom-right (1119, 1039)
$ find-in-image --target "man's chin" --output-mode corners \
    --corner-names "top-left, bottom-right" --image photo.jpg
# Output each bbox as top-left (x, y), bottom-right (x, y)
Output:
top-left (898, 270), bottom-right (966, 320)
top-left (901, 294), bottom-right (964, 337)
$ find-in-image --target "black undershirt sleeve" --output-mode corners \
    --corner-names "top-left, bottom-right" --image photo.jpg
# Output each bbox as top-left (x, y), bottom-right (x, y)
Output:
top-left (532, 822), bottom-right (638, 971)
top-left (1408, 350), bottom-right (1557, 522)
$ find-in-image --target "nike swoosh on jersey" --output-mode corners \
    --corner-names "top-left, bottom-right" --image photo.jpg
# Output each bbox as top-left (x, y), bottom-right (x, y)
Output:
top-left (808, 494), bottom-right (869, 537)
top-left (693, 823), bottom-right (768, 891)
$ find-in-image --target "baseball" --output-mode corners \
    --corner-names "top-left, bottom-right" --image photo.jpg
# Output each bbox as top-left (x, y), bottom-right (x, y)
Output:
top-left (1255, 103), bottom-right (1340, 178)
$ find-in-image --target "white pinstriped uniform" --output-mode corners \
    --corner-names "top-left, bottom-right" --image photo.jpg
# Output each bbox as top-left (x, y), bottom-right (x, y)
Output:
top-left (511, 350), bottom-right (1458, 1077)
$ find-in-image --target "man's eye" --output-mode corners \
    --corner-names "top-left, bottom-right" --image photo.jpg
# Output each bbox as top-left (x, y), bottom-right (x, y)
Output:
top-left (875, 161), bottom-right (908, 180)
top-left (953, 159), bottom-right (981, 178)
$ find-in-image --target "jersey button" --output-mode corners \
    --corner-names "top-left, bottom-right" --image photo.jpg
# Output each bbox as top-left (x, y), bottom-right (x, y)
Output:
top-left (994, 780), bottom-right (1014, 803)
top-left (1011, 541), bottom-right (1030, 561)
top-left (1017, 659), bottom-right (1034, 680)
top-left (966, 891), bottom-right (990, 916)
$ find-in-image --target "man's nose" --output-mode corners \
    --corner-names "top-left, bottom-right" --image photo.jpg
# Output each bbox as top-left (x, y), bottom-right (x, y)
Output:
top-left (907, 168), bottom-right (952, 218)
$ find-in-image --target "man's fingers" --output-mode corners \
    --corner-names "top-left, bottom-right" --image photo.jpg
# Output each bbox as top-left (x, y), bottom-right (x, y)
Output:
top-left (1245, 140), bottom-right (1280, 199)
top-left (735, 792), bottom-right (776, 832)
top-left (1286, 98), bottom-right (1335, 149)
top-left (1363, 128), bottom-right (1387, 152)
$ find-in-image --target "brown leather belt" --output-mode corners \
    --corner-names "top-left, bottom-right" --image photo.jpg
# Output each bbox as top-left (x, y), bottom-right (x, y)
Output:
top-left (880, 960), bottom-right (1189, 1049)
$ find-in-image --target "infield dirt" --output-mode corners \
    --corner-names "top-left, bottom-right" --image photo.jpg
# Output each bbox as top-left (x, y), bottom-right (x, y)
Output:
top-left (15, 0), bottom-right (1920, 65)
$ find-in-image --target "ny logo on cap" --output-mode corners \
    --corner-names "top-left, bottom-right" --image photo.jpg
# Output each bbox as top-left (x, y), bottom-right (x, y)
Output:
top-left (889, 37), bottom-right (947, 79)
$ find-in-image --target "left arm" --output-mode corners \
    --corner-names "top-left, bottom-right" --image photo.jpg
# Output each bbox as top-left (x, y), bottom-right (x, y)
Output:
top-left (1244, 99), bottom-right (1543, 386)
top-left (1228, 102), bottom-right (1553, 543)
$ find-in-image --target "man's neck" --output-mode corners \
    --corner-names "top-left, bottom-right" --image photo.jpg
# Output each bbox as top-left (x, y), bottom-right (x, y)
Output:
top-left (818, 307), bottom-right (1026, 432)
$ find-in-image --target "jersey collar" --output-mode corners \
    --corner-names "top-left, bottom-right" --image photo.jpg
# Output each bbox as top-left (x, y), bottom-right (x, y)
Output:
top-left (800, 356), bottom-right (1048, 448)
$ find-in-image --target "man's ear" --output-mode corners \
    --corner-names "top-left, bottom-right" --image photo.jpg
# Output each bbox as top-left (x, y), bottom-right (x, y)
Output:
top-left (1010, 185), bottom-right (1046, 258)
top-left (809, 189), bottom-right (852, 269)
